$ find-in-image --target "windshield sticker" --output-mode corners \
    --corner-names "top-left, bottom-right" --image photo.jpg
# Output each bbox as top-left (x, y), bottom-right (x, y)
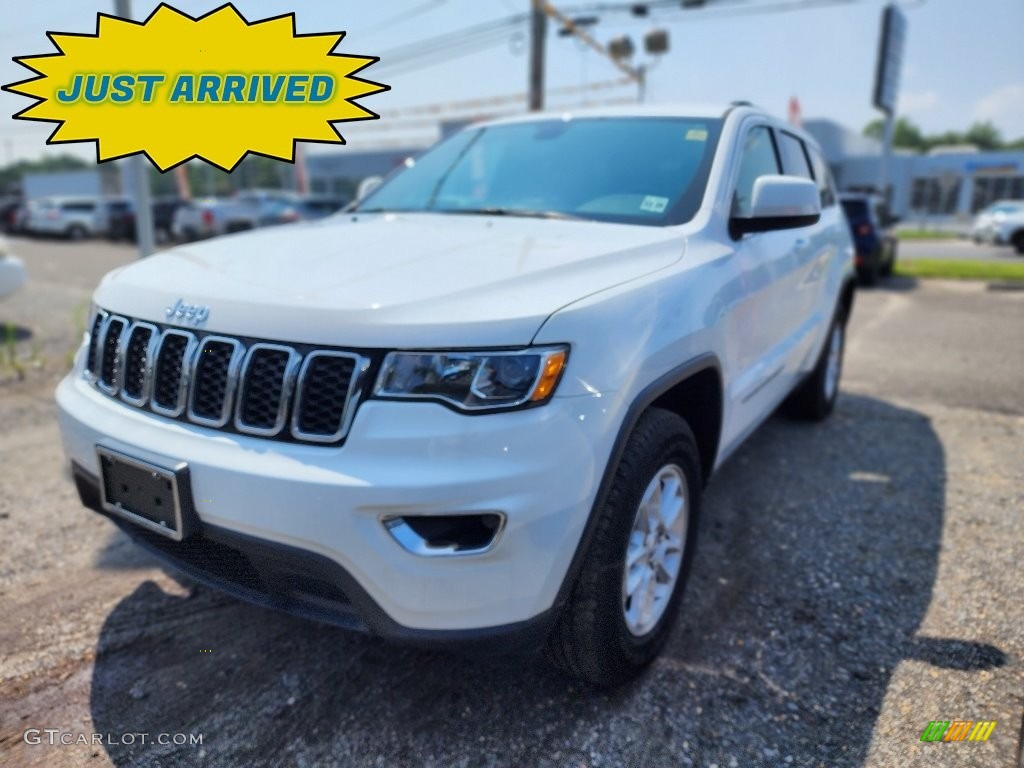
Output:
top-left (640, 196), bottom-right (669, 213)
top-left (686, 128), bottom-right (708, 141)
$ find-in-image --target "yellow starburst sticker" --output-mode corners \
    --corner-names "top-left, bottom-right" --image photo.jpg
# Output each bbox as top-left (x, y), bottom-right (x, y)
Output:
top-left (2, 3), bottom-right (388, 171)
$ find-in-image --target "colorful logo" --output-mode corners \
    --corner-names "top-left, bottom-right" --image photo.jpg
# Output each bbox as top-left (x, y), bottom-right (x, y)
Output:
top-left (920, 720), bottom-right (996, 742)
top-left (2, 3), bottom-right (388, 171)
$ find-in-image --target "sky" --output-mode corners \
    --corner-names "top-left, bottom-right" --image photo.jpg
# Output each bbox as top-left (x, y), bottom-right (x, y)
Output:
top-left (1, 0), bottom-right (1022, 164)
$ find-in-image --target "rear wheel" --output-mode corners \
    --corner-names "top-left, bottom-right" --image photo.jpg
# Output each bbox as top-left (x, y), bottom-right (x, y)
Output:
top-left (857, 246), bottom-right (881, 286)
top-left (785, 313), bottom-right (845, 421)
top-left (66, 224), bottom-right (87, 241)
top-left (545, 409), bottom-right (701, 687)
top-left (880, 240), bottom-right (897, 276)
top-left (1012, 231), bottom-right (1024, 255)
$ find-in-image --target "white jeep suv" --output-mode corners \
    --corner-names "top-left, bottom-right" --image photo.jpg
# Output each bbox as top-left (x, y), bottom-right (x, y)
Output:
top-left (57, 104), bottom-right (855, 685)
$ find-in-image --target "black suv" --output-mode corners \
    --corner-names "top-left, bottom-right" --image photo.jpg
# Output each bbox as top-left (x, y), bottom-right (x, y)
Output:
top-left (840, 192), bottom-right (898, 286)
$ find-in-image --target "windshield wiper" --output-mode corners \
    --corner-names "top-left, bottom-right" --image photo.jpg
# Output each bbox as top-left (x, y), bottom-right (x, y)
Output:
top-left (443, 207), bottom-right (583, 221)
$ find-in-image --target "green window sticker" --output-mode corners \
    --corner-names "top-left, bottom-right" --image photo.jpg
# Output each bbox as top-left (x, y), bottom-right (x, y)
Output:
top-left (640, 195), bottom-right (669, 213)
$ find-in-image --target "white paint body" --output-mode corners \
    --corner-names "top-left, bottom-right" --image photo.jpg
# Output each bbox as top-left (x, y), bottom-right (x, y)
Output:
top-left (56, 105), bottom-right (854, 631)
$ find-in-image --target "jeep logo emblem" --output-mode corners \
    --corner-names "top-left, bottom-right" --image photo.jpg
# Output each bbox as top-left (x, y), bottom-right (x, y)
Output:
top-left (166, 299), bottom-right (210, 326)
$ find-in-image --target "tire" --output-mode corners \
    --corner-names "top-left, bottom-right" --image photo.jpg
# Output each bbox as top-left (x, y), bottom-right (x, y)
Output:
top-left (857, 246), bottom-right (880, 286)
top-left (545, 408), bottom-right (702, 687)
top-left (66, 224), bottom-right (87, 241)
top-left (784, 312), bottom-right (846, 421)
top-left (1012, 231), bottom-right (1024, 255)
top-left (880, 241), bottom-right (897, 277)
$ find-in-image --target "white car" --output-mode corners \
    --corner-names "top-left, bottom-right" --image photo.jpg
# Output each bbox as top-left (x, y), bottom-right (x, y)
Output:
top-left (971, 199), bottom-right (1024, 250)
top-left (26, 196), bottom-right (101, 240)
top-left (0, 236), bottom-right (26, 299)
top-left (56, 104), bottom-right (855, 685)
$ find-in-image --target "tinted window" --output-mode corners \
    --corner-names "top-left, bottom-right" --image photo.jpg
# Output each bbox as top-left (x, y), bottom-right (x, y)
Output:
top-left (732, 125), bottom-right (779, 217)
top-left (841, 199), bottom-right (869, 224)
top-left (776, 131), bottom-right (813, 179)
top-left (62, 202), bottom-right (96, 212)
top-left (806, 147), bottom-right (836, 208)
top-left (359, 117), bottom-right (724, 227)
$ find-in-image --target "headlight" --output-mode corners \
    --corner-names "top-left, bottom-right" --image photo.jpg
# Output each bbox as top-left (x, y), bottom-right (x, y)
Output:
top-left (374, 346), bottom-right (568, 411)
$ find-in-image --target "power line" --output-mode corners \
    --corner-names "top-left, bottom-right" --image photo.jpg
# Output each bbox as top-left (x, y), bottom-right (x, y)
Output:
top-left (373, 1), bottom-right (865, 78)
top-left (361, 0), bottom-right (450, 37)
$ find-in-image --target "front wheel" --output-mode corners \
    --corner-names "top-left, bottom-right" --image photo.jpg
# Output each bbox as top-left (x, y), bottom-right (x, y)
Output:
top-left (545, 409), bottom-right (701, 687)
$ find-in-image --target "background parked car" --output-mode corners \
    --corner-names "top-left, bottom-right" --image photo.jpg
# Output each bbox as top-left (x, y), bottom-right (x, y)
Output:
top-left (840, 192), bottom-right (898, 285)
top-left (9, 201), bottom-right (36, 235)
top-left (26, 196), bottom-right (101, 240)
top-left (0, 236), bottom-right (26, 299)
top-left (0, 199), bottom-right (21, 234)
top-left (970, 200), bottom-right (1024, 244)
top-left (259, 195), bottom-right (347, 227)
top-left (221, 190), bottom-right (302, 232)
top-left (107, 197), bottom-right (186, 243)
top-left (94, 198), bottom-right (132, 240)
top-left (172, 190), bottom-right (303, 240)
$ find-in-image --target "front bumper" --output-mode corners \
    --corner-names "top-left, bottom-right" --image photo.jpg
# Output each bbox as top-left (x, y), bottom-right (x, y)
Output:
top-left (56, 370), bottom-right (619, 635)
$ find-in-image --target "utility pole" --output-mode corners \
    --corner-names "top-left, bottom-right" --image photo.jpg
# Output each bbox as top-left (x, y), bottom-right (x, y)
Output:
top-left (115, 0), bottom-right (156, 257)
top-left (542, 4), bottom-right (645, 100)
top-left (528, 0), bottom-right (547, 111)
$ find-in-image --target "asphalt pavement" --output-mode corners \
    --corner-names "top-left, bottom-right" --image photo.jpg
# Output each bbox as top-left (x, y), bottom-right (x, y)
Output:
top-left (0, 237), bottom-right (1021, 768)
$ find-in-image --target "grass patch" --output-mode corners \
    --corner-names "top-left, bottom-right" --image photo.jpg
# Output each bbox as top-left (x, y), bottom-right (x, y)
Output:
top-left (896, 229), bottom-right (962, 241)
top-left (895, 258), bottom-right (1024, 282)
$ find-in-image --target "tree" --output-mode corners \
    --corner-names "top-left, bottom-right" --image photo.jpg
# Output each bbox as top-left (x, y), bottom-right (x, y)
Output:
top-left (963, 121), bottom-right (1003, 151)
top-left (863, 117), bottom-right (926, 151)
top-left (862, 117), bottom-right (1022, 152)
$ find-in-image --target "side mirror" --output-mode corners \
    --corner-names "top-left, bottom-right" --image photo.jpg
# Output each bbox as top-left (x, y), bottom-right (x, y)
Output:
top-left (730, 175), bottom-right (821, 237)
top-left (356, 176), bottom-right (383, 202)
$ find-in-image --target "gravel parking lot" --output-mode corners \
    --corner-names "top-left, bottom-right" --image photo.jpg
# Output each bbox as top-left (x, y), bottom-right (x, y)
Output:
top-left (1, 237), bottom-right (1021, 768)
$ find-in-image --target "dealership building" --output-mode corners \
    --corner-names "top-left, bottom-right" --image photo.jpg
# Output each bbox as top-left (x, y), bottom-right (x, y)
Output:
top-left (805, 119), bottom-right (1024, 229)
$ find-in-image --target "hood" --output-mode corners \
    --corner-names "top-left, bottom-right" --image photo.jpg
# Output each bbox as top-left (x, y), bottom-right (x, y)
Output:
top-left (95, 212), bottom-right (686, 347)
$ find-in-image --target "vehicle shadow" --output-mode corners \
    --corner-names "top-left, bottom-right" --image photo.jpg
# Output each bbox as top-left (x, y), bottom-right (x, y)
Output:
top-left (88, 394), bottom-right (1004, 767)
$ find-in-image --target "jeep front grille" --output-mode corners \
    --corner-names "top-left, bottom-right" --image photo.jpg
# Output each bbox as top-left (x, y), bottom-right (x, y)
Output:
top-left (84, 311), bottom-right (371, 445)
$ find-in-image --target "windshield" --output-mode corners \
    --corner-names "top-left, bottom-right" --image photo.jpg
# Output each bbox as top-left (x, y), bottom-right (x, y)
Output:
top-left (357, 116), bottom-right (723, 227)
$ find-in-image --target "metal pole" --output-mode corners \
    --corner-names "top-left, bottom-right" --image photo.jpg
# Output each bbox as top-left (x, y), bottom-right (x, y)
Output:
top-left (115, 0), bottom-right (155, 257)
top-left (879, 112), bottom-right (895, 204)
top-left (528, 0), bottom-right (547, 111)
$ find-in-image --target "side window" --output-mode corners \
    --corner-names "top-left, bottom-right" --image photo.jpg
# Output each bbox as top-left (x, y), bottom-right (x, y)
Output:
top-left (776, 131), bottom-right (813, 180)
top-left (807, 146), bottom-right (836, 208)
top-left (732, 125), bottom-right (780, 217)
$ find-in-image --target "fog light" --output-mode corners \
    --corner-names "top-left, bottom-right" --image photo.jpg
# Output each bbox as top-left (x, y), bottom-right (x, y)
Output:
top-left (383, 513), bottom-right (505, 556)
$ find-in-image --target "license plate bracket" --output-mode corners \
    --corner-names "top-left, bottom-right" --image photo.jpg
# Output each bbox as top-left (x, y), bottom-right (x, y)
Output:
top-left (97, 446), bottom-right (196, 541)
